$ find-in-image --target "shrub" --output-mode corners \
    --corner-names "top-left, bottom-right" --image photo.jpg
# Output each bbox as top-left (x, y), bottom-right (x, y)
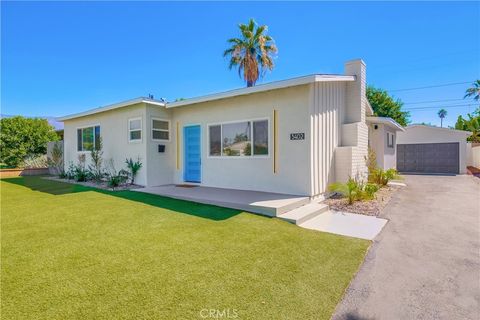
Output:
top-left (329, 175), bottom-right (380, 204)
top-left (88, 138), bottom-right (104, 183)
top-left (74, 154), bottom-right (88, 182)
top-left (364, 183), bottom-right (380, 199)
top-left (385, 168), bottom-right (400, 182)
top-left (106, 159), bottom-right (128, 190)
top-left (59, 170), bottom-right (68, 179)
top-left (125, 157), bottom-right (142, 184)
top-left (365, 147), bottom-right (377, 181)
top-left (47, 141), bottom-right (64, 175)
top-left (329, 177), bottom-right (362, 205)
top-left (0, 116), bottom-right (58, 167)
top-left (65, 162), bottom-right (75, 180)
top-left (371, 168), bottom-right (400, 186)
top-left (107, 174), bottom-right (128, 190)
top-left (22, 154), bottom-right (48, 169)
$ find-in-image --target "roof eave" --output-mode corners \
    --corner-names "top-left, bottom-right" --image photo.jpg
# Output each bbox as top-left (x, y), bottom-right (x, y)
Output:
top-left (167, 74), bottom-right (356, 109)
top-left (407, 124), bottom-right (472, 135)
top-left (366, 116), bottom-right (405, 132)
top-left (57, 98), bottom-right (166, 121)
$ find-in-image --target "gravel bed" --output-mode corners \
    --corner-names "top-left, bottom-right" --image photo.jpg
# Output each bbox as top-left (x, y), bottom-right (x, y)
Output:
top-left (325, 185), bottom-right (400, 216)
top-left (44, 176), bottom-right (144, 191)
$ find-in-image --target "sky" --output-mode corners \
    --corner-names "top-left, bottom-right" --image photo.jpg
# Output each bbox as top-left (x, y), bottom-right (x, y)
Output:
top-left (1, 1), bottom-right (479, 127)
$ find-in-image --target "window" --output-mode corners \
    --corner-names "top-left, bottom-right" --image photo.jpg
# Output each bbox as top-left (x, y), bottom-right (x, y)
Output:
top-left (77, 126), bottom-right (100, 151)
top-left (387, 132), bottom-right (395, 148)
top-left (129, 118), bottom-right (142, 142)
top-left (208, 119), bottom-right (269, 157)
top-left (152, 118), bottom-right (169, 141)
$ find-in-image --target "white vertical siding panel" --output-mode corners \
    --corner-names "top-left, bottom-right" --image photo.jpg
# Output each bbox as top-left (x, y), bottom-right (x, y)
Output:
top-left (309, 81), bottom-right (345, 196)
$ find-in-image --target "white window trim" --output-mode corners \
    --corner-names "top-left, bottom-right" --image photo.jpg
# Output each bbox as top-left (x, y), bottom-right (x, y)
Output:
top-left (387, 131), bottom-right (395, 148)
top-left (151, 117), bottom-right (171, 142)
top-left (128, 117), bottom-right (143, 143)
top-left (207, 117), bottom-right (270, 159)
top-left (76, 124), bottom-right (100, 153)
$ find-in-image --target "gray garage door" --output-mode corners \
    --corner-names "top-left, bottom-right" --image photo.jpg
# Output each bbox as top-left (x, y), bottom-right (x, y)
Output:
top-left (397, 143), bottom-right (459, 174)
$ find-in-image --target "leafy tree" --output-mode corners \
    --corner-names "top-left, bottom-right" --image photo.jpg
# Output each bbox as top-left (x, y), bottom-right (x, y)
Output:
top-left (0, 116), bottom-right (58, 167)
top-left (455, 113), bottom-right (480, 143)
top-left (223, 18), bottom-right (277, 87)
top-left (437, 108), bottom-right (447, 127)
top-left (366, 86), bottom-right (410, 126)
top-left (464, 80), bottom-right (480, 101)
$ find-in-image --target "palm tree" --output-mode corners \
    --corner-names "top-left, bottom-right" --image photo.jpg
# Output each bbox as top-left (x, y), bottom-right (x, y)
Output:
top-left (464, 80), bottom-right (480, 101)
top-left (438, 108), bottom-right (447, 127)
top-left (223, 19), bottom-right (277, 87)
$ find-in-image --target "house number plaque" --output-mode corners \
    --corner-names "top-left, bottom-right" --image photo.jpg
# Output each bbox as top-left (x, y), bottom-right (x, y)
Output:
top-left (290, 133), bottom-right (305, 140)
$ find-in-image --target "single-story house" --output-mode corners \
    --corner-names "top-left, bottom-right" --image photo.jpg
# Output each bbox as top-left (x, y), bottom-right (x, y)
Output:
top-left (396, 125), bottom-right (471, 174)
top-left (58, 59), bottom-right (399, 198)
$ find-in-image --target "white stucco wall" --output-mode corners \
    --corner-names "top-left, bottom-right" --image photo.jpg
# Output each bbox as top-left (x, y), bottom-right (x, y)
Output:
top-left (170, 85), bottom-right (312, 196)
top-left (383, 127), bottom-right (397, 169)
top-left (63, 103), bottom-right (150, 185)
top-left (145, 106), bottom-right (175, 186)
top-left (368, 123), bottom-right (385, 168)
top-left (470, 145), bottom-right (480, 168)
top-left (396, 125), bottom-right (470, 174)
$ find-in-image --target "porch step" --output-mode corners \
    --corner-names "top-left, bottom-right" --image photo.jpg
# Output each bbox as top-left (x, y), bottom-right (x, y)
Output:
top-left (277, 202), bottom-right (329, 225)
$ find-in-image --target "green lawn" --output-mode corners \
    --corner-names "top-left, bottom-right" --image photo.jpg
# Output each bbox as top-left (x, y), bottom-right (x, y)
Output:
top-left (1, 177), bottom-right (369, 320)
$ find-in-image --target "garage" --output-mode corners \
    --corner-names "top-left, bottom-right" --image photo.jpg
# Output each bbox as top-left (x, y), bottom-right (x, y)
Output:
top-left (397, 142), bottom-right (459, 174)
top-left (396, 125), bottom-right (470, 174)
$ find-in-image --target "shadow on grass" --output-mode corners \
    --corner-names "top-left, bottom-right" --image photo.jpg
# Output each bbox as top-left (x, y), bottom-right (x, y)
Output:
top-left (1, 176), bottom-right (242, 221)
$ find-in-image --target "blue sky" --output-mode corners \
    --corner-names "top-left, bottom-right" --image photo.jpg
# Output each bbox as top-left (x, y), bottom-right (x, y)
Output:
top-left (2, 1), bottom-right (479, 127)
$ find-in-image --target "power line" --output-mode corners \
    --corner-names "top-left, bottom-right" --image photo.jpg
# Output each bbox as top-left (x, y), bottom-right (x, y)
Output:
top-left (403, 98), bottom-right (465, 105)
top-left (389, 81), bottom-right (473, 92)
top-left (404, 103), bottom-right (478, 110)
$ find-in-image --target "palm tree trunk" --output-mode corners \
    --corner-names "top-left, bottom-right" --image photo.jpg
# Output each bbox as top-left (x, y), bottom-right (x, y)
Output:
top-left (441, 118), bottom-right (443, 127)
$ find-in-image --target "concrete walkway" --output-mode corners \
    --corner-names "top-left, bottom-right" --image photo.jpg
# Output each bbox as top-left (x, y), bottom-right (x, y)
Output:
top-left (300, 211), bottom-right (387, 240)
top-left (333, 175), bottom-right (480, 320)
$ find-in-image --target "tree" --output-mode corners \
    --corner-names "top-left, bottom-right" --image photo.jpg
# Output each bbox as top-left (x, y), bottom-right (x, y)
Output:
top-left (223, 18), bottom-right (277, 87)
top-left (366, 86), bottom-right (410, 126)
top-left (0, 116), bottom-right (58, 167)
top-left (437, 109), bottom-right (447, 127)
top-left (455, 113), bottom-right (480, 142)
top-left (464, 80), bottom-right (480, 101)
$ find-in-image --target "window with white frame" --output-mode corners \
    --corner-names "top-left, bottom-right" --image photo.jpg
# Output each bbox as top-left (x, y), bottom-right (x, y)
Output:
top-left (77, 126), bottom-right (100, 151)
top-left (209, 119), bottom-right (269, 157)
top-left (387, 131), bottom-right (395, 148)
top-left (152, 118), bottom-right (169, 141)
top-left (128, 118), bottom-right (142, 142)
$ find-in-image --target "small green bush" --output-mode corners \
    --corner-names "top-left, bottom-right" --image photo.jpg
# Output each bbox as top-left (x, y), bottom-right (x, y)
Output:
top-left (364, 183), bottom-right (380, 199)
top-left (371, 168), bottom-right (400, 186)
top-left (329, 176), bottom-right (363, 205)
top-left (125, 157), bottom-right (142, 184)
top-left (65, 162), bottom-right (75, 180)
top-left (105, 159), bottom-right (129, 190)
top-left (329, 175), bottom-right (381, 204)
top-left (74, 154), bottom-right (88, 182)
top-left (88, 138), bottom-right (105, 183)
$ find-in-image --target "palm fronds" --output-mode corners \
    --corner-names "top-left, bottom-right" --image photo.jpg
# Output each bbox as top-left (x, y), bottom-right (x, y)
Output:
top-left (223, 18), bottom-right (277, 87)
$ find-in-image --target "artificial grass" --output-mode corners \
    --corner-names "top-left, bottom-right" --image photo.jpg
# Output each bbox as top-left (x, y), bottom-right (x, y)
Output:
top-left (1, 176), bottom-right (369, 319)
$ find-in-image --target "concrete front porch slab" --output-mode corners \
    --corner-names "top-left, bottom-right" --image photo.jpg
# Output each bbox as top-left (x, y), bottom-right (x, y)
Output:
top-left (300, 211), bottom-right (388, 240)
top-left (132, 185), bottom-right (310, 216)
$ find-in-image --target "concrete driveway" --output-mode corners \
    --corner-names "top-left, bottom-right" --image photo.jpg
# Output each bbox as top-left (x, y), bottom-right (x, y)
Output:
top-left (333, 175), bottom-right (480, 320)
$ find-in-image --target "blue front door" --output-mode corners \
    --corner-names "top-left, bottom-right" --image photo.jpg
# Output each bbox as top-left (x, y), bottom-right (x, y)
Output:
top-left (184, 125), bottom-right (201, 183)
